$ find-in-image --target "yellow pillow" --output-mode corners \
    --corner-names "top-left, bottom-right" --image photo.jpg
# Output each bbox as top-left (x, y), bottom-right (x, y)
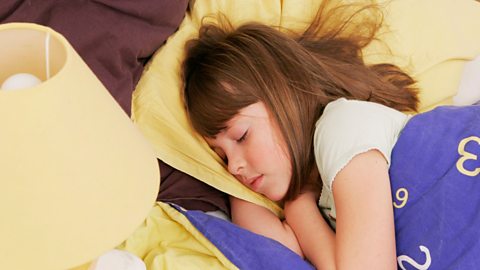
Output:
top-left (367, 0), bottom-right (480, 111)
top-left (132, 0), bottom-right (480, 216)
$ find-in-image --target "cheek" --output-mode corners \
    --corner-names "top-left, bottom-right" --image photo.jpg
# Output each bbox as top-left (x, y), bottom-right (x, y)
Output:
top-left (270, 135), bottom-right (292, 174)
top-left (268, 133), bottom-right (292, 198)
top-left (246, 135), bottom-right (292, 201)
top-left (248, 134), bottom-right (285, 167)
top-left (277, 153), bottom-right (292, 194)
top-left (253, 135), bottom-right (292, 178)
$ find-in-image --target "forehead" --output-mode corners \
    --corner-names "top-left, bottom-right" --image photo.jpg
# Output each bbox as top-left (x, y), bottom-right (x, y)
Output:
top-left (205, 102), bottom-right (270, 141)
top-left (223, 102), bottom-right (270, 132)
top-left (233, 102), bottom-right (270, 120)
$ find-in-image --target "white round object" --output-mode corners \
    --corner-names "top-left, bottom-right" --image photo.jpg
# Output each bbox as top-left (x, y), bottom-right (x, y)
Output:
top-left (1, 73), bottom-right (42, 91)
top-left (88, 249), bottom-right (146, 270)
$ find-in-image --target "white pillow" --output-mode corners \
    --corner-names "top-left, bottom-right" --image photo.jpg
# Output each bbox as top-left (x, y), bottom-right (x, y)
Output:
top-left (454, 55), bottom-right (480, 106)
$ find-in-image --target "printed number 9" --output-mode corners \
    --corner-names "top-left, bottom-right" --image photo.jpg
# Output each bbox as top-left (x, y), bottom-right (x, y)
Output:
top-left (393, 188), bottom-right (408, 209)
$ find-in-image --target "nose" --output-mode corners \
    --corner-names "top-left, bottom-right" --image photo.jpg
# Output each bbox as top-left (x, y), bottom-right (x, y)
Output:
top-left (227, 152), bottom-right (246, 178)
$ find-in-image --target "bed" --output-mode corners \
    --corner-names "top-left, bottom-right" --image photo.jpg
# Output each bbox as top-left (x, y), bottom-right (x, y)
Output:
top-left (3, 0), bottom-right (480, 269)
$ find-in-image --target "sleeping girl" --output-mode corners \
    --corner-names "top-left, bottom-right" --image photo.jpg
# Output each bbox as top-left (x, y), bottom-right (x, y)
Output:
top-left (181, 1), bottom-right (480, 269)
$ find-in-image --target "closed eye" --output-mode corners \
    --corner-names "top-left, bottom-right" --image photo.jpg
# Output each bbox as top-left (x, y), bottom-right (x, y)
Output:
top-left (236, 130), bottom-right (248, 143)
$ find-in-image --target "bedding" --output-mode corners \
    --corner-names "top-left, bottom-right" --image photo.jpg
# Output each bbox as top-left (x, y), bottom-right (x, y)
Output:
top-left (390, 104), bottom-right (480, 269)
top-left (157, 160), bottom-right (230, 215)
top-left (454, 55), bottom-right (480, 105)
top-left (172, 204), bottom-right (313, 270)
top-left (115, 202), bottom-right (313, 270)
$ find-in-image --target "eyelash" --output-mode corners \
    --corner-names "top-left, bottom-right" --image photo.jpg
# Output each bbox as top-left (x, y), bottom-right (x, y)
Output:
top-left (236, 130), bottom-right (248, 143)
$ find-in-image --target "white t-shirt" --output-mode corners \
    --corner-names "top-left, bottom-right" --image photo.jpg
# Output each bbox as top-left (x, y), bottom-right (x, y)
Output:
top-left (313, 98), bottom-right (410, 228)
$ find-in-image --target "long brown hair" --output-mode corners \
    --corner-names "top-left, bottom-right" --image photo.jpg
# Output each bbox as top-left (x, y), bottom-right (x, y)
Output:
top-left (182, 0), bottom-right (418, 200)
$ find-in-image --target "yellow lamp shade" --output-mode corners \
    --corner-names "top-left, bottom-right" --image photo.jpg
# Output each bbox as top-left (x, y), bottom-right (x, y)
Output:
top-left (0, 23), bottom-right (160, 269)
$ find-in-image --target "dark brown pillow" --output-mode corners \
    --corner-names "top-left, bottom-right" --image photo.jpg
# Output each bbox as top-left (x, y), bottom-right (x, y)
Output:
top-left (157, 160), bottom-right (230, 215)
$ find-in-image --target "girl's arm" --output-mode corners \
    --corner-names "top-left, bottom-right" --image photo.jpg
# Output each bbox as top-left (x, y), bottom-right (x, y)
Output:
top-left (230, 196), bottom-right (304, 257)
top-left (285, 150), bottom-right (396, 269)
top-left (334, 149), bottom-right (396, 269)
top-left (284, 190), bottom-right (336, 269)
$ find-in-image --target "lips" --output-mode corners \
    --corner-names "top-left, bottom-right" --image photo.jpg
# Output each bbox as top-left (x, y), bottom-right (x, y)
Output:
top-left (246, 175), bottom-right (263, 191)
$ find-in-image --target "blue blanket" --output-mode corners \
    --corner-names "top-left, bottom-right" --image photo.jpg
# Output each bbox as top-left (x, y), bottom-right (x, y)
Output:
top-left (390, 105), bottom-right (480, 270)
top-left (172, 205), bottom-right (314, 270)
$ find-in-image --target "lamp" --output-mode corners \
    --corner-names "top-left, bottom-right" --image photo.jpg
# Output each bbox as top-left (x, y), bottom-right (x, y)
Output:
top-left (0, 23), bottom-right (160, 269)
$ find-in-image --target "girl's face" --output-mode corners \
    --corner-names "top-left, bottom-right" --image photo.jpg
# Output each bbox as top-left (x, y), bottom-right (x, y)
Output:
top-left (206, 102), bottom-right (292, 202)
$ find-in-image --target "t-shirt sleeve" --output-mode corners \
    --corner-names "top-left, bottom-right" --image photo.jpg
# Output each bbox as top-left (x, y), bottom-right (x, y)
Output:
top-left (314, 98), bottom-right (409, 192)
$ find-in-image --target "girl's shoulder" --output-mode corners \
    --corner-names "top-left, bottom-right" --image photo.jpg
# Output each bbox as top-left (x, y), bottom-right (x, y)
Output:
top-left (322, 98), bottom-right (405, 119)
top-left (314, 98), bottom-right (409, 191)
top-left (318, 98), bottom-right (409, 135)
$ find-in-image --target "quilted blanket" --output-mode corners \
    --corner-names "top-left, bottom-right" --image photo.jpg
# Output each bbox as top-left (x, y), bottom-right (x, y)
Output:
top-left (390, 105), bottom-right (480, 269)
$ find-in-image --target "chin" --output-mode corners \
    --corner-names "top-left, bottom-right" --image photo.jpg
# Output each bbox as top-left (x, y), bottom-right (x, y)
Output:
top-left (265, 191), bottom-right (286, 202)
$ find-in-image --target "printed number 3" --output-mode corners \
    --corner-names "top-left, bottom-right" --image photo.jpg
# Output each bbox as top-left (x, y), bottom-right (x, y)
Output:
top-left (393, 188), bottom-right (409, 209)
top-left (457, 136), bottom-right (480, 177)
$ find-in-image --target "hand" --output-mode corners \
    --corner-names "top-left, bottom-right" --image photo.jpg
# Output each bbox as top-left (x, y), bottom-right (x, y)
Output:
top-left (283, 183), bottom-right (336, 270)
top-left (284, 165), bottom-right (322, 220)
top-left (230, 197), bottom-right (304, 256)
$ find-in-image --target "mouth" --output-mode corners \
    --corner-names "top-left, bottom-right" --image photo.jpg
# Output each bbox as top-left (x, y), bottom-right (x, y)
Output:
top-left (247, 175), bottom-right (263, 191)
